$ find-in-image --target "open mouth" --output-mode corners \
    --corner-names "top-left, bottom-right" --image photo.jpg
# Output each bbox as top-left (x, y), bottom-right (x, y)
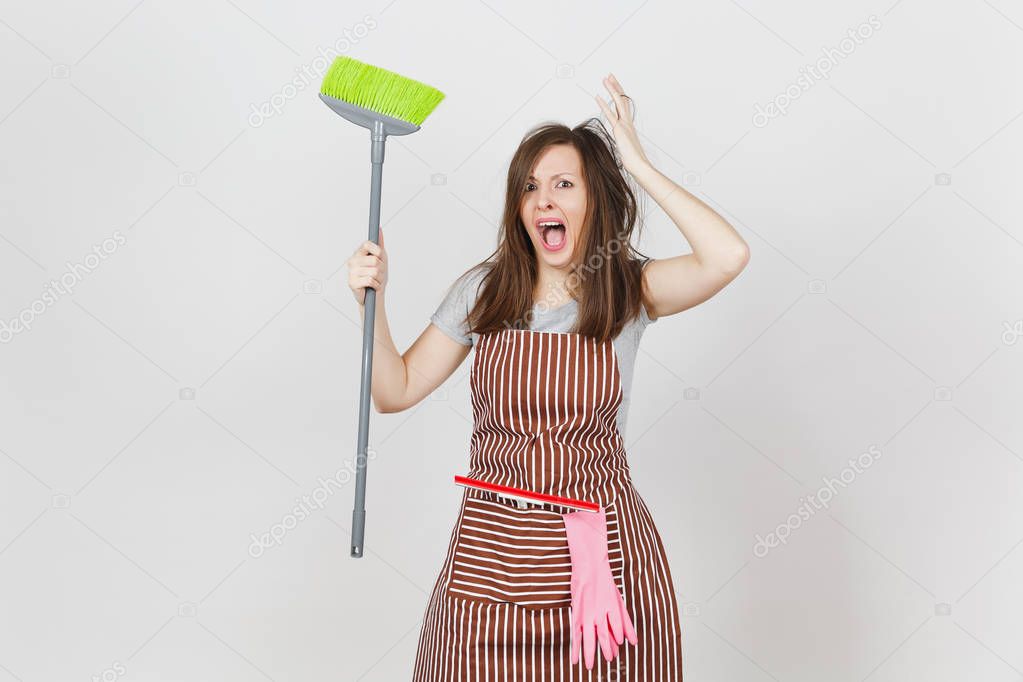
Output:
top-left (537, 219), bottom-right (567, 250)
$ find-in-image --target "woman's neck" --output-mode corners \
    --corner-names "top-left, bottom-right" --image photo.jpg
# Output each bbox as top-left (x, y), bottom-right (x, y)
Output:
top-left (534, 271), bottom-right (575, 308)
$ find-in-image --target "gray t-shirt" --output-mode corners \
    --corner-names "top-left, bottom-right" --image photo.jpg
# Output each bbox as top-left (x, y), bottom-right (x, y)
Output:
top-left (430, 260), bottom-right (657, 440)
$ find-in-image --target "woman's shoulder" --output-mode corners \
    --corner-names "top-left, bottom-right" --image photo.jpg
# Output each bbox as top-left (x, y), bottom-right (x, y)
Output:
top-left (431, 261), bottom-right (493, 346)
top-left (452, 261), bottom-right (492, 301)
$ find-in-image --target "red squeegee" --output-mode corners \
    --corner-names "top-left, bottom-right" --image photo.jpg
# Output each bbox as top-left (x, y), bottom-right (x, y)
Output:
top-left (454, 475), bottom-right (600, 513)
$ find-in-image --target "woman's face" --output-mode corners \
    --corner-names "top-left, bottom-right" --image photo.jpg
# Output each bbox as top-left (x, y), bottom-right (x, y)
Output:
top-left (520, 144), bottom-right (587, 269)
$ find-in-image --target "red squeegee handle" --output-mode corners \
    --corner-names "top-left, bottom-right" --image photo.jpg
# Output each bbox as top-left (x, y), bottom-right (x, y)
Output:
top-left (453, 475), bottom-right (601, 512)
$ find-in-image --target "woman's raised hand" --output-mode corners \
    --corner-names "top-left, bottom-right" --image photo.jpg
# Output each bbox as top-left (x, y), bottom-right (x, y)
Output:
top-left (347, 228), bottom-right (388, 306)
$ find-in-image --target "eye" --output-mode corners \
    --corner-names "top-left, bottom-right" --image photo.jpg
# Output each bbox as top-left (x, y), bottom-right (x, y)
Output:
top-left (524, 180), bottom-right (573, 191)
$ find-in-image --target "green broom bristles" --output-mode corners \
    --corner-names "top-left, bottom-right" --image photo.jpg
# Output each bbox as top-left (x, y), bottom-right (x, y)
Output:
top-left (320, 56), bottom-right (445, 127)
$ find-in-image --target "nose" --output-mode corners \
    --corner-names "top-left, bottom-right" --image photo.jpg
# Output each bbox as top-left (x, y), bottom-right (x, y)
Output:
top-left (536, 187), bottom-right (553, 210)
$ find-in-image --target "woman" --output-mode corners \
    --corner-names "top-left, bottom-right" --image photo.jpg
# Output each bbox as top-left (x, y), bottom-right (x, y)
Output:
top-left (347, 73), bottom-right (749, 681)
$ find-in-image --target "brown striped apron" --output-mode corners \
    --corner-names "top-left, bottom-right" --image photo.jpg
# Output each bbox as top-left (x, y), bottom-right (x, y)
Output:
top-left (413, 329), bottom-right (685, 681)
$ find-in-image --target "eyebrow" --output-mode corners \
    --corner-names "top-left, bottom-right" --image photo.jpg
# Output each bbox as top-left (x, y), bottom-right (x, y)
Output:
top-left (527, 172), bottom-right (576, 180)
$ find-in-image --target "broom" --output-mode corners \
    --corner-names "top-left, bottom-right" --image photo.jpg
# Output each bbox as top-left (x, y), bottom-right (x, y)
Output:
top-left (319, 56), bottom-right (445, 558)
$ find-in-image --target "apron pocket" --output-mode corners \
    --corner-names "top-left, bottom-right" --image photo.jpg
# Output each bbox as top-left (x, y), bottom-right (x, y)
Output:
top-left (445, 491), bottom-right (624, 610)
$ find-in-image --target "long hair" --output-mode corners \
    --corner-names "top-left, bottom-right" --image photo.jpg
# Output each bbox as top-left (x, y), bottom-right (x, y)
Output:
top-left (456, 117), bottom-right (651, 343)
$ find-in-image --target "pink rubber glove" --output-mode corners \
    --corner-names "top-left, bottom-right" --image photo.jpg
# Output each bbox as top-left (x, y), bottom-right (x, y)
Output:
top-left (562, 506), bottom-right (638, 669)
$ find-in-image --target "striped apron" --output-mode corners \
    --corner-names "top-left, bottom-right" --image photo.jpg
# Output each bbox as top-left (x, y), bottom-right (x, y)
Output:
top-left (412, 328), bottom-right (685, 681)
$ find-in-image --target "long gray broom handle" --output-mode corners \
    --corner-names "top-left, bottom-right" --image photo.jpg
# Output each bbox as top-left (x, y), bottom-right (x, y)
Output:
top-left (352, 121), bottom-right (386, 558)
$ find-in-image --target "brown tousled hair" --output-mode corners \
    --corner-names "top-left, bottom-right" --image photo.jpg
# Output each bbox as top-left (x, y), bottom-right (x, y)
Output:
top-left (456, 117), bottom-right (651, 343)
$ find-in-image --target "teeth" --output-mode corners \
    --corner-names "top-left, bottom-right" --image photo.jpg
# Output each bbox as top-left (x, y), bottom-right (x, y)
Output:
top-left (538, 221), bottom-right (563, 228)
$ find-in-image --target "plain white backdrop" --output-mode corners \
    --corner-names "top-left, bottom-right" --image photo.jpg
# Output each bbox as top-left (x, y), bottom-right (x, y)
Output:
top-left (1, 0), bottom-right (1022, 680)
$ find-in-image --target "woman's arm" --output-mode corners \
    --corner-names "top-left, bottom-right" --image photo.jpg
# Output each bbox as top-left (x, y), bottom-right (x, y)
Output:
top-left (594, 73), bottom-right (750, 321)
top-left (358, 291), bottom-right (471, 413)
top-left (632, 161), bottom-right (750, 320)
top-left (347, 231), bottom-right (471, 413)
